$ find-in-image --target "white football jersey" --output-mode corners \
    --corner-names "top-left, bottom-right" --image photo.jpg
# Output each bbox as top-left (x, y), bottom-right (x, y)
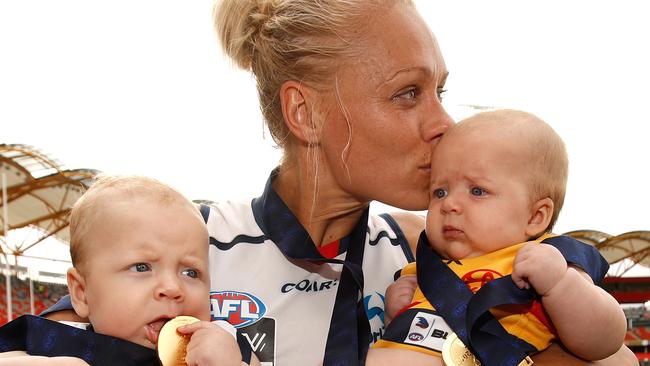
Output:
top-left (204, 174), bottom-right (413, 366)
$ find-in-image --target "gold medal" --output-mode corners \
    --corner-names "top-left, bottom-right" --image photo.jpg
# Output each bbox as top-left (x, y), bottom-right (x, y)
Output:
top-left (157, 315), bottom-right (200, 366)
top-left (441, 333), bottom-right (481, 366)
top-left (441, 333), bottom-right (534, 366)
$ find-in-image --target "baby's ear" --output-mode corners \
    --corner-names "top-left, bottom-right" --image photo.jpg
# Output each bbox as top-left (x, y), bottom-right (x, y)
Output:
top-left (525, 197), bottom-right (554, 237)
top-left (66, 267), bottom-right (90, 318)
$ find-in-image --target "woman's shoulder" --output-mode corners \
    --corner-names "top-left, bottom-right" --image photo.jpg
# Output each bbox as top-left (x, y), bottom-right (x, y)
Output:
top-left (195, 199), bottom-right (252, 219)
top-left (195, 199), bottom-right (264, 241)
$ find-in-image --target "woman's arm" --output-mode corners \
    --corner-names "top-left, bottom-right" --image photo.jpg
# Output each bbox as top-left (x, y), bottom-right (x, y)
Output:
top-left (367, 343), bottom-right (639, 366)
top-left (366, 341), bottom-right (638, 366)
top-left (366, 348), bottom-right (444, 366)
top-left (0, 355), bottom-right (90, 366)
top-left (532, 343), bottom-right (638, 366)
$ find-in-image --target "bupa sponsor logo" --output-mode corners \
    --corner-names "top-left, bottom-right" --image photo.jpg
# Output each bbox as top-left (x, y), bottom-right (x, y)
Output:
top-left (210, 291), bottom-right (266, 328)
top-left (430, 328), bottom-right (449, 340)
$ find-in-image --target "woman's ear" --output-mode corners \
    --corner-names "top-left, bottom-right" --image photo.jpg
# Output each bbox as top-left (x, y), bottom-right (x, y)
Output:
top-left (279, 80), bottom-right (319, 145)
top-left (526, 197), bottom-right (554, 237)
top-left (66, 267), bottom-right (90, 318)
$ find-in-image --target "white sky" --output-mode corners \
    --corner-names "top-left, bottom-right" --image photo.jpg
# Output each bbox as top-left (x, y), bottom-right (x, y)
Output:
top-left (1, 1), bottom-right (649, 276)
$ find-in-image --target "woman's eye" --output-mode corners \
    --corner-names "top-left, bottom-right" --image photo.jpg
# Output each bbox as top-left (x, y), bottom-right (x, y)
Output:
top-left (433, 188), bottom-right (447, 199)
top-left (470, 187), bottom-right (487, 196)
top-left (182, 268), bottom-right (199, 279)
top-left (437, 88), bottom-right (447, 101)
top-left (129, 263), bottom-right (150, 272)
top-left (393, 87), bottom-right (418, 101)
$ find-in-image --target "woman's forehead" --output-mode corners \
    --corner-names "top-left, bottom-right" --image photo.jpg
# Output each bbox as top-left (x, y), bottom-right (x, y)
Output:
top-left (345, 3), bottom-right (446, 86)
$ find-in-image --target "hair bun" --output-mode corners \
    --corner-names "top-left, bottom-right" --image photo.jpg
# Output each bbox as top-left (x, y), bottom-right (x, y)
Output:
top-left (214, 0), bottom-right (274, 71)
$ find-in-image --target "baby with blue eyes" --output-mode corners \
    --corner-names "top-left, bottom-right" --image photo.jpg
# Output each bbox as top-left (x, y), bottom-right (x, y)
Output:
top-left (0, 175), bottom-right (257, 365)
top-left (64, 174), bottom-right (213, 351)
top-left (370, 109), bottom-right (625, 364)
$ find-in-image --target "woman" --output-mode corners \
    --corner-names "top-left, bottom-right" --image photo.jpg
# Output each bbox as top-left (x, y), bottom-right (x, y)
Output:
top-left (208, 0), bottom-right (448, 364)
top-left (207, 0), bottom-right (635, 365)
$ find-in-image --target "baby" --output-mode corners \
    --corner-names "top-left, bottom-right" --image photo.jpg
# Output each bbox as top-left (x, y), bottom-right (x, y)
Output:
top-left (370, 110), bottom-right (626, 365)
top-left (0, 175), bottom-right (258, 366)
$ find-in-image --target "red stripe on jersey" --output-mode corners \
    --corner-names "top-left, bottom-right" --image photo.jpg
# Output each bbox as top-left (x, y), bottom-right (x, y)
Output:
top-left (529, 300), bottom-right (557, 335)
top-left (318, 240), bottom-right (341, 259)
top-left (395, 301), bottom-right (423, 318)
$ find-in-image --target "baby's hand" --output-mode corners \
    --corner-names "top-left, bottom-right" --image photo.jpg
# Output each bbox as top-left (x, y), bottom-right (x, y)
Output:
top-left (385, 274), bottom-right (418, 325)
top-left (178, 321), bottom-right (241, 366)
top-left (512, 243), bottom-right (567, 296)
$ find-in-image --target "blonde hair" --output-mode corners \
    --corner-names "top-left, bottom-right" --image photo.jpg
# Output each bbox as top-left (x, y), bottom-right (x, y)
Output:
top-left (69, 174), bottom-right (197, 269)
top-left (451, 109), bottom-right (569, 231)
top-left (213, 0), bottom-right (413, 148)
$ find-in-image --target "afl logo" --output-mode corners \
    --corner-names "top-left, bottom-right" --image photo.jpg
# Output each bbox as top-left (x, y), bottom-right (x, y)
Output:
top-left (210, 291), bottom-right (267, 328)
top-left (408, 333), bottom-right (424, 341)
top-left (461, 269), bottom-right (503, 292)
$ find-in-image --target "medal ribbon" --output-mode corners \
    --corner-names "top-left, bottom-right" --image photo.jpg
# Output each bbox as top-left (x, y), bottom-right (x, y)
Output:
top-left (0, 315), bottom-right (159, 365)
top-left (416, 232), bottom-right (609, 366)
top-left (251, 170), bottom-right (371, 365)
top-left (36, 298), bottom-right (254, 365)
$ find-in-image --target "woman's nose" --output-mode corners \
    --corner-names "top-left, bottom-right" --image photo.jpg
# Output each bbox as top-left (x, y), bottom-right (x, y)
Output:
top-left (422, 100), bottom-right (454, 143)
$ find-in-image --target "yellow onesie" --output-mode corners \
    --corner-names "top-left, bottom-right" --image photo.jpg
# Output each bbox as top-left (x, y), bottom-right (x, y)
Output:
top-left (373, 236), bottom-right (556, 356)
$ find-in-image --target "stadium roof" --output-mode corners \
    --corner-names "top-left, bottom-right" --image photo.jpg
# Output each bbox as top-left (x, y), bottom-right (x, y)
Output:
top-left (0, 144), bottom-right (99, 257)
top-left (564, 230), bottom-right (650, 276)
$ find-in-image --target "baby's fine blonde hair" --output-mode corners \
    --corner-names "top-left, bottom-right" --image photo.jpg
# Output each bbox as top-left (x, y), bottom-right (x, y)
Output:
top-left (213, 0), bottom-right (413, 148)
top-left (450, 109), bottom-right (569, 231)
top-left (69, 174), bottom-right (197, 269)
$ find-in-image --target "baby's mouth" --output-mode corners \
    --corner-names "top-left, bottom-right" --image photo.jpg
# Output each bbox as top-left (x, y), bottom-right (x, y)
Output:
top-left (442, 225), bottom-right (464, 239)
top-left (145, 317), bottom-right (172, 346)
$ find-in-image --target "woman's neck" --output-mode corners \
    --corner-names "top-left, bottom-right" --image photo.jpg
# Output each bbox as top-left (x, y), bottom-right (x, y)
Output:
top-left (273, 164), bottom-right (368, 247)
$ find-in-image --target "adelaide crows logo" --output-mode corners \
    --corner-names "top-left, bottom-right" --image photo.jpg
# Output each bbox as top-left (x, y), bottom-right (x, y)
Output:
top-left (415, 316), bottom-right (429, 328)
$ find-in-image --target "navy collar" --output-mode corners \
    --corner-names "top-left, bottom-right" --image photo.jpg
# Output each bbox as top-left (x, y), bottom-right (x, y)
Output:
top-left (252, 168), bottom-right (358, 259)
top-left (252, 168), bottom-right (372, 363)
